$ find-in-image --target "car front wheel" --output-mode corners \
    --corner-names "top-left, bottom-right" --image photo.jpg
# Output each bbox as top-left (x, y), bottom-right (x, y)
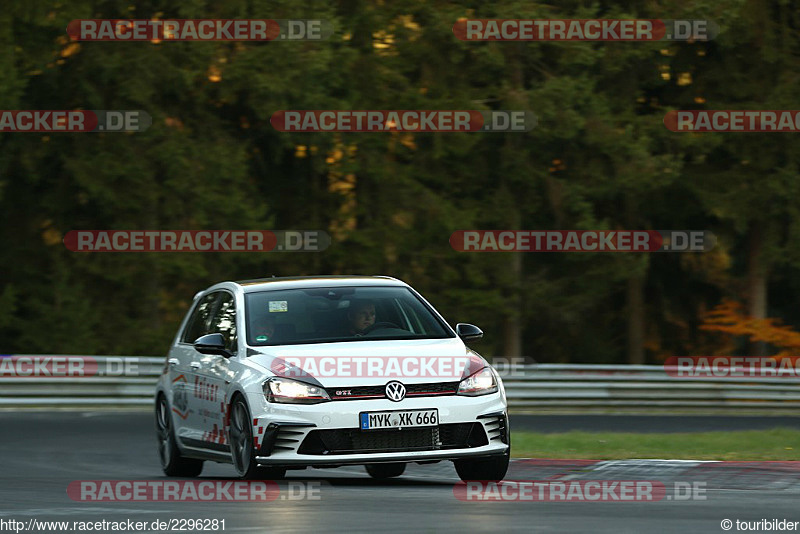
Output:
top-left (454, 452), bottom-right (509, 482)
top-left (229, 396), bottom-right (286, 480)
top-left (365, 463), bottom-right (406, 479)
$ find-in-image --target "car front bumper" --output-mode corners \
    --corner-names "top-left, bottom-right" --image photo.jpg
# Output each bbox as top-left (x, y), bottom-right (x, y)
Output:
top-left (245, 390), bottom-right (509, 467)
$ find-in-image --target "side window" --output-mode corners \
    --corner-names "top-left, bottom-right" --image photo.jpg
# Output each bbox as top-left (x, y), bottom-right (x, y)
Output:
top-left (182, 293), bottom-right (217, 343)
top-left (208, 292), bottom-right (238, 354)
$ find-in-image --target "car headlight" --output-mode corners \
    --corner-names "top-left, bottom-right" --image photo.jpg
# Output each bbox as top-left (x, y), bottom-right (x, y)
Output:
top-left (457, 367), bottom-right (498, 396)
top-left (264, 377), bottom-right (331, 404)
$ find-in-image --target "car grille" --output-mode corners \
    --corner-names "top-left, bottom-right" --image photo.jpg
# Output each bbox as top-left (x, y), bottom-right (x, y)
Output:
top-left (326, 381), bottom-right (459, 400)
top-left (297, 423), bottom-right (488, 455)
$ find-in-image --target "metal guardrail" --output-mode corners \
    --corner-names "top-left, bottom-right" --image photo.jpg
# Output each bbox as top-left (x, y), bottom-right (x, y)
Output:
top-left (1, 357), bottom-right (798, 414)
top-left (502, 364), bottom-right (800, 414)
top-left (0, 356), bottom-right (163, 409)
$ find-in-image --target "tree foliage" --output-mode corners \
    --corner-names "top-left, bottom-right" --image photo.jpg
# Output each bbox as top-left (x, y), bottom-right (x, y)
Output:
top-left (1, 0), bottom-right (799, 363)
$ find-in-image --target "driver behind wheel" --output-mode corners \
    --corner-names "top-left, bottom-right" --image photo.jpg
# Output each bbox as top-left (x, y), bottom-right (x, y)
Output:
top-left (347, 299), bottom-right (376, 336)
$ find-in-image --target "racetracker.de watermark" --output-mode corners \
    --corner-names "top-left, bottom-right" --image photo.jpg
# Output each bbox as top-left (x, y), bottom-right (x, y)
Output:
top-left (0, 110), bottom-right (151, 132)
top-left (270, 110), bottom-right (536, 132)
top-left (63, 230), bottom-right (329, 252)
top-left (67, 19), bottom-right (333, 41)
top-left (270, 354), bottom-right (487, 381)
top-left (665, 356), bottom-right (800, 378)
top-left (665, 110), bottom-right (800, 132)
top-left (67, 481), bottom-right (322, 501)
top-left (452, 19), bottom-right (718, 41)
top-left (450, 230), bottom-right (715, 252)
top-left (2, 519), bottom-right (229, 533)
top-left (453, 481), bottom-right (707, 501)
top-left (0, 356), bottom-right (140, 377)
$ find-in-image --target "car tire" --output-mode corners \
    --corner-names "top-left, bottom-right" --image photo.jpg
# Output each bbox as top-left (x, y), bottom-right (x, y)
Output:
top-left (229, 396), bottom-right (286, 480)
top-left (365, 463), bottom-right (406, 479)
top-left (454, 452), bottom-right (509, 482)
top-left (155, 395), bottom-right (204, 477)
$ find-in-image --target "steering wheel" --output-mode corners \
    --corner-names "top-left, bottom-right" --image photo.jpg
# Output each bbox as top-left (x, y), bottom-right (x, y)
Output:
top-left (361, 321), bottom-right (402, 335)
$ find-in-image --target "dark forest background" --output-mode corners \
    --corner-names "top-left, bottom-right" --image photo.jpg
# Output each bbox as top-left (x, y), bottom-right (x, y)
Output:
top-left (2, 0), bottom-right (800, 363)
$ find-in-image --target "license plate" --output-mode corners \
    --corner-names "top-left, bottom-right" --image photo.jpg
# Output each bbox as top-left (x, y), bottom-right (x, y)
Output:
top-left (359, 409), bottom-right (438, 430)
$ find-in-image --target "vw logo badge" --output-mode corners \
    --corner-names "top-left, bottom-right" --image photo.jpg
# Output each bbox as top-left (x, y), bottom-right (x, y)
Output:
top-left (385, 381), bottom-right (406, 402)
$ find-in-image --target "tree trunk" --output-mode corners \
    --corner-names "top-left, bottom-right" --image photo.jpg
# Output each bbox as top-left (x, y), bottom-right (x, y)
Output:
top-left (625, 192), bottom-right (645, 365)
top-left (503, 252), bottom-right (523, 361)
top-left (627, 272), bottom-right (645, 364)
top-left (747, 222), bottom-right (767, 357)
top-left (494, 48), bottom-right (526, 362)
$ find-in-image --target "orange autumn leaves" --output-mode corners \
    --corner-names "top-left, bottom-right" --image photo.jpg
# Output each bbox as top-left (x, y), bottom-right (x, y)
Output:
top-left (701, 299), bottom-right (800, 365)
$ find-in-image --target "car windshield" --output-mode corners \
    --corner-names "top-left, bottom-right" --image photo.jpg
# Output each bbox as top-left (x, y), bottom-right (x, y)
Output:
top-left (244, 285), bottom-right (454, 346)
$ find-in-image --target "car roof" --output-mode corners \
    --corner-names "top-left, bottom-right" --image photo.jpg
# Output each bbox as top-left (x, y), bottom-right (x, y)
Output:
top-left (232, 275), bottom-right (408, 293)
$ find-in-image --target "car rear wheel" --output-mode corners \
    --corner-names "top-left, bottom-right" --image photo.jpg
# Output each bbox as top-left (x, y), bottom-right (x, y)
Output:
top-left (365, 463), bottom-right (406, 479)
top-left (155, 395), bottom-right (204, 477)
top-left (454, 453), bottom-right (509, 482)
top-left (229, 396), bottom-right (286, 480)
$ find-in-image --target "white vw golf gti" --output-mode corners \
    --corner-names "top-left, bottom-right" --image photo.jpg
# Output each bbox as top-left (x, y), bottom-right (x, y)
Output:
top-left (155, 276), bottom-right (510, 481)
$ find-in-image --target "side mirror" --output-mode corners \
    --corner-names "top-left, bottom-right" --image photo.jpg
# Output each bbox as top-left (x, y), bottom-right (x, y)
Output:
top-left (193, 333), bottom-right (233, 358)
top-left (456, 323), bottom-right (483, 342)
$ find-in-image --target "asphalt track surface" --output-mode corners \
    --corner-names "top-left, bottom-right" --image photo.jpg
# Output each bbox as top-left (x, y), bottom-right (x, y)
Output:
top-left (1, 412), bottom-right (799, 533)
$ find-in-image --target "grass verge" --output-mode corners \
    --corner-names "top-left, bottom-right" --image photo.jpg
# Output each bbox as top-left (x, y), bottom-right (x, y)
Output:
top-left (511, 428), bottom-right (800, 460)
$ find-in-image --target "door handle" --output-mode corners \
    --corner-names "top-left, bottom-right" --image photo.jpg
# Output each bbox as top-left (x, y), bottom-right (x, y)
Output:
top-left (168, 358), bottom-right (179, 367)
top-left (190, 362), bottom-right (201, 370)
